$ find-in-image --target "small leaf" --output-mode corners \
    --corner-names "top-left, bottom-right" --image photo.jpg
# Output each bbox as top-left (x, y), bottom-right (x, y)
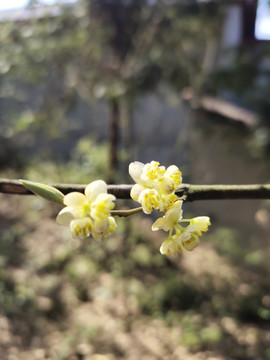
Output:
top-left (20, 179), bottom-right (64, 205)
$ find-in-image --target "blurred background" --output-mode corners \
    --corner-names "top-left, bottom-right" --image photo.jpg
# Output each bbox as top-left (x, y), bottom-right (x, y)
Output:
top-left (1, 0), bottom-right (270, 359)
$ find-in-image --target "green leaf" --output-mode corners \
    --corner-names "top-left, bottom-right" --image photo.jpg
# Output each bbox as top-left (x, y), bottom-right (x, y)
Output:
top-left (20, 179), bottom-right (64, 205)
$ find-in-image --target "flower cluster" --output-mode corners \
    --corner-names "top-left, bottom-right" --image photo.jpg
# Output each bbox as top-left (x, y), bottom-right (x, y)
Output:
top-left (56, 180), bottom-right (116, 241)
top-left (129, 161), bottom-right (211, 255)
top-left (152, 201), bottom-right (210, 255)
top-left (129, 161), bottom-right (182, 214)
top-left (21, 160), bottom-right (210, 256)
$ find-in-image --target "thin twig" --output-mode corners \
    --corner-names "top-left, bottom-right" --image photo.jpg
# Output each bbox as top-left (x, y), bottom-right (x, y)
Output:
top-left (183, 184), bottom-right (270, 201)
top-left (1, 179), bottom-right (270, 201)
top-left (111, 207), bottom-right (143, 217)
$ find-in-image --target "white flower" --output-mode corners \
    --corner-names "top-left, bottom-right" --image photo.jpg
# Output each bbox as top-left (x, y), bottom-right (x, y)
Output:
top-left (152, 200), bottom-right (210, 255)
top-left (159, 225), bottom-right (201, 256)
top-left (92, 216), bottom-right (117, 241)
top-left (70, 217), bottom-right (92, 240)
top-left (160, 237), bottom-right (182, 256)
top-left (190, 216), bottom-right (211, 235)
top-left (152, 200), bottom-right (183, 231)
top-left (57, 180), bottom-right (116, 240)
top-left (129, 161), bottom-right (182, 214)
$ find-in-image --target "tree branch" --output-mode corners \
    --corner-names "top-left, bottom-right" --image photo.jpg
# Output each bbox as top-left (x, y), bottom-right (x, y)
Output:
top-left (183, 184), bottom-right (270, 201)
top-left (111, 207), bottom-right (143, 217)
top-left (1, 179), bottom-right (270, 202)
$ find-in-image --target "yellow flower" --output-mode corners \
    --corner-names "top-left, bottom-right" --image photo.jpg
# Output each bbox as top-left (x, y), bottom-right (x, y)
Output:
top-left (129, 161), bottom-right (182, 213)
top-left (138, 189), bottom-right (161, 215)
top-left (141, 161), bottom-right (166, 183)
top-left (91, 193), bottom-right (116, 219)
top-left (159, 225), bottom-right (201, 256)
top-left (160, 237), bottom-right (182, 256)
top-left (152, 200), bottom-right (183, 231)
top-left (152, 201), bottom-right (210, 255)
top-left (190, 216), bottom-right (211, 235)
top-left (181, 231), bottom-right (200, 251)
top-left (70, 217), bottom-right (92, 240)
top-left (92, 216), bottom-right (117, 241)
top-left (57, 180), bottom-right (116, 240)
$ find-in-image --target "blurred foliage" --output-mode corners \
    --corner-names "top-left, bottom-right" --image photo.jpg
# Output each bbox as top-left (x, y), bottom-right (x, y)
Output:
top-left (0, 0), bottom-right (225, 175)
top-left (24, 136), bottom-right (110, 183)
top-left (1, 0), bottom-right (270, 169)
top-left (0, 135), bottom-right (109, 184)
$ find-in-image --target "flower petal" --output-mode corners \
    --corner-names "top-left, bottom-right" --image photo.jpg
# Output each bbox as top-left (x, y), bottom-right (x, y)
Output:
top-left (152, 217), bottom-right (170, 231)
top-left (165, 165), bottom-right (182, 187)
top-left (160, 239), bottom-right (171, 255)
top-left (138, 188), bottom-right (160, 214)
top-left (64, 192), bottom-right (87, 207)
top-left (129, 161), bottom-right (144, 183)
top-left (160, 238), bottom-right (181, 255)
top-left (91, 217), bottom-right (117, 241)
top-left (94, 193), bottom-right (116, 207)
top-left (85, 180), bottom-right (107, 202)
top-left (91, 193), bottom-right (116, 219)
top-left (159, 177), bottom-right (175, 195)
top-left (104, 216), bottom-right (117, 236)
top-left (165, 205), bottom-right (182, 228)
top-left (190, 216), bottom-right (211, 233)
top-left (56, 207), bottom-right (76, 225)
top-left (70, 217), bottom-right (92, 239)
top-left (182, 234), bottom-right (200, 251)
top-left (93, 218), bottom-right (110, 233)
top-left (130, 184), bottom-right (144, 202)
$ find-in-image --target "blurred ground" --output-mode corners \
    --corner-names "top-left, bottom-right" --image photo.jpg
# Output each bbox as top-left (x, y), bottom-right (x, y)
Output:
top-left (1, 193), bottom-right (270, 360)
